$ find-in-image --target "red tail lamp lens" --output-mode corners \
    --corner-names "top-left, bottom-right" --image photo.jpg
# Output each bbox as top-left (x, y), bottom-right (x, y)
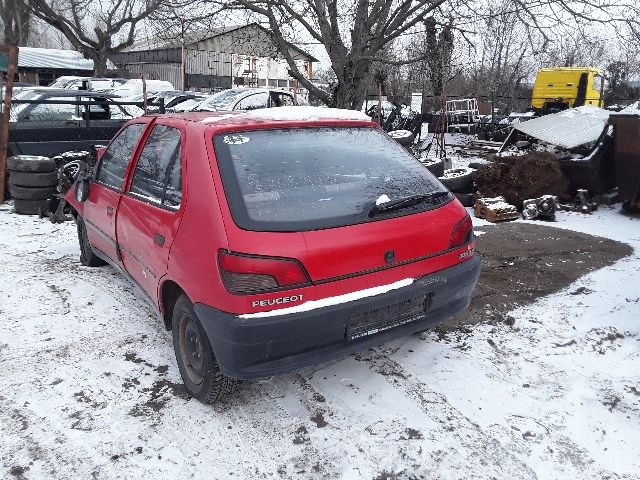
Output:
top-left (218, 251), bottom-right (310, 295)
top-left (450, 215), bottom-right (473, 249)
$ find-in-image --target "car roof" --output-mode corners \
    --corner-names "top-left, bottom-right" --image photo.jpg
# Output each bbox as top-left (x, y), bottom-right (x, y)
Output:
top-left (21, 88), bottom-right (119, 98)
top-left (152, 106), bottom-right (375, 129)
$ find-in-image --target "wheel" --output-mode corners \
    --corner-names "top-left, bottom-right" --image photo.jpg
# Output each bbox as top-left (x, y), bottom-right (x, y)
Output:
top-left (419, 157), bottom-right (445, 177)
top-left (13, 199), bottom-right (47, 215)
top-left (454, 192), bottom-right (475, 207)
top-left (77, 217), bottom-right (107, 267)
top-left (8, 184), bottom-right (56, 200)
top-left (172, 295), bottom-right (235, 404)
top-left (388, 129), bottom-right (415, 146)
top-left (622, 200), bottom-right (640, 214)
top-left (438, 167), bottom-right (474, 192)
top-left (8, 170), bottom-right (58, 188)
top-left (7, 155), bottom-right (57, 173)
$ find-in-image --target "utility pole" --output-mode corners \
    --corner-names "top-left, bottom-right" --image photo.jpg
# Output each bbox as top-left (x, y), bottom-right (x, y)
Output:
top-left (181, 19), bottom-right (186, 91)
top-left (0, 45), bottom-right (18, 204)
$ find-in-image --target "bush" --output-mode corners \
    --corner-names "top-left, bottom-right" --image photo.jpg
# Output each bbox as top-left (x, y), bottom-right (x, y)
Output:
top-left (475, 152), bottom-right (569, 210)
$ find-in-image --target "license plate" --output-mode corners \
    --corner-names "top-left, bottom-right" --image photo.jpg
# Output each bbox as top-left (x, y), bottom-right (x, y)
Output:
top-left (346, 295), bottom-right (427, 341)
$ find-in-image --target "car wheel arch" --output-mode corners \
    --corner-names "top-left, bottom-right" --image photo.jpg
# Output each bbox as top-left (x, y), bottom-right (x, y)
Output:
top-left (160, 279), bottom-right (187, 330)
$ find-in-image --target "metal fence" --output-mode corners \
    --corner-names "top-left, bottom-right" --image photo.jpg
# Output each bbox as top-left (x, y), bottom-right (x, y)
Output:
top-left (7, 96), bottom-right (155, 158)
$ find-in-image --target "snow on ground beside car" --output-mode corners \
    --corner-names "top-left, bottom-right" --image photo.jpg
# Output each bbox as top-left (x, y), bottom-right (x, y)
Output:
top-left (1, 202), bottom-right (639, 480)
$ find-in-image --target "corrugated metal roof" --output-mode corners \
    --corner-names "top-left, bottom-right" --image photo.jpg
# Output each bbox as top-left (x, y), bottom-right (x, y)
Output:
top-left (514, 106), bottom-right (610, 149)
top-left (18, 47), bottom-right (94, 71)
top-left (121, 23), bottom-right (318, 62)
top-left (122, 26), bottom-right (249, 52)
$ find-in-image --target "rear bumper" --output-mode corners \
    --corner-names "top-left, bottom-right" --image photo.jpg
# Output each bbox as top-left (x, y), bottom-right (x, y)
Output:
top-left (195, 255), bottom-right (481, 379)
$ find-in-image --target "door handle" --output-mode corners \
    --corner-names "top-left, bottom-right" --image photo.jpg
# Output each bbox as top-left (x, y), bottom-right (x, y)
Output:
top-left (106, 206), bottom-right (114, 217)
top-left (154, 233), bottom-right (165, 246)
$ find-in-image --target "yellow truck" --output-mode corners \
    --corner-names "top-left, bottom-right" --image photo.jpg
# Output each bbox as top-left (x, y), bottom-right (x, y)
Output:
top-left (530, 67), bottom-right (606, 113)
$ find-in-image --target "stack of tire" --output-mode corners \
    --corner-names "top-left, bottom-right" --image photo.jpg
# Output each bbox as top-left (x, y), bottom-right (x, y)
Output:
top-left (388, 130), bottom-right (415, 147)
top-left (438, 167), bottom-right (475, 207)
top-left (7, 155), bottom-right (58, 215)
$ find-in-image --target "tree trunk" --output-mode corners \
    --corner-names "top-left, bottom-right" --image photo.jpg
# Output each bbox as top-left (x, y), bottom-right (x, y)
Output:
top-left (330, 58), bottom-right (371, 110)
top-left (84, 50), bottom-right (109, 77)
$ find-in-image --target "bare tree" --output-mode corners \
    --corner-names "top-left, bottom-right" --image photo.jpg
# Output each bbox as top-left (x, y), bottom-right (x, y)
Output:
top-left (1, 0), bottom-right (31, 45)
top-left (221, 0), bottom-right (450, 109)
top-left (23, 0), bottom-right (193, 75)
top-left (216, 0), bottom-right (640, 109)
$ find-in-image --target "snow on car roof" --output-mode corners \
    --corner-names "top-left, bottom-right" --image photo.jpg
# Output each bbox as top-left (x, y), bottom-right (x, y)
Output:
top-left (167, 107), bottom-right (375, 126)
top-left (245, 106), bottom-right (372, 122)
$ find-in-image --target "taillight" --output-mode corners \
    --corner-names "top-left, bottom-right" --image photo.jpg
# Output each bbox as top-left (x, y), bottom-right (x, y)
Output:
top-left (449, 215), bottom-right (473, 249)
top-left (218, 250), bottom-right (311, 295)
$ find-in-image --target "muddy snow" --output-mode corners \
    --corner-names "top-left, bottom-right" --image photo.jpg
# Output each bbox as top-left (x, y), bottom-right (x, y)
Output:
top-left (0, 202), bottom-right (639, 480)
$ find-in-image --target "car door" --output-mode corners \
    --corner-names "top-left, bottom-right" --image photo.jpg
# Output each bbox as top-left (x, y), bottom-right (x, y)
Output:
top-left (83, 122), bottom-right (147, 266)
top-left (9, 95), bottom-right (82, 157)
top-left (233, 92), bottom-right (269, 111)
top-left (116, 121), bottom-right (185, 298)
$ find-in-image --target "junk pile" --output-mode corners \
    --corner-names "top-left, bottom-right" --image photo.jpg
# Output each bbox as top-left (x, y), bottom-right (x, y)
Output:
top-left (522, 195), bottom-right (559, 220)
top-left (6, 149), bottom-right (96, 220)
top-left (463, 104), bottom-right (640, 217)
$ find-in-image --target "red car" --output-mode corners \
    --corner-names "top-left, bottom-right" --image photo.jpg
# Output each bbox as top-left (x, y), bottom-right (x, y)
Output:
top-left (67, 107), bottom-right (480, 403)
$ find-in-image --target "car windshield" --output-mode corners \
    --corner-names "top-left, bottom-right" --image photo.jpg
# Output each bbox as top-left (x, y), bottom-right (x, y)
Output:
top-left (10, 90), bottom-right (42, 121)
top-left (213, 127), bottom-right (448, 232)
top-left (197, 89), bottom-right (248, 111)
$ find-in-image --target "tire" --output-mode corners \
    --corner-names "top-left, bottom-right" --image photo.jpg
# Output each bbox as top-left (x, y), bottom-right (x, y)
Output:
top-left (51, 150), bottom-right (91, 169)
top-left (7, 155), bottom-right (57, 173)
top-left (77, 217), bottom-right (107, 267)
top-left (419, 157), bottom-right (445, 177)
top-left (8, 184), bottom-right (56, 200)
top-left (454, 192), bottom-right (476, 207)
top-left (388, 130), bottom-right (415, 146)
top-left (622, 200), bottom-right (640, 214)
top-left (13, 199), bottom-right (47, 215)
top-left (8, 170), bottom-right (58, 187)
top-left (172, 295), bottom-right (235, 404)
top-left (438, 167), bottom-right (474, 192)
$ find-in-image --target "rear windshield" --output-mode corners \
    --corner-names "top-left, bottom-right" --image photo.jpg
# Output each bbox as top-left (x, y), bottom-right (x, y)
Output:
top-left (213, 127), bottom-right (448, 232)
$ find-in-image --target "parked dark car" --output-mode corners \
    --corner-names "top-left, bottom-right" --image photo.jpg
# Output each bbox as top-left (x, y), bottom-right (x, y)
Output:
top-left (8, 88), bottom-right (134, 157)
top-left (66, 107), bottom-right (480, 404)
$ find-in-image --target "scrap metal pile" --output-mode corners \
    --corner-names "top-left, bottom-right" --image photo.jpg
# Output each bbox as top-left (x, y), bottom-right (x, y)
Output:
top-left (454, 104), bottom-right (640, 219)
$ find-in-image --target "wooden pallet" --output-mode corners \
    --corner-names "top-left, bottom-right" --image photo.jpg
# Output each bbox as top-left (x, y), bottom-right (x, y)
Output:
top-left (473, 196), bottom-right (520, 223)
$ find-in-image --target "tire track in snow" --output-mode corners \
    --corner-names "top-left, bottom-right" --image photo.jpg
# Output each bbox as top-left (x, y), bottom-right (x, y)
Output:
top-left (353, 346), bottom-right (540, 479)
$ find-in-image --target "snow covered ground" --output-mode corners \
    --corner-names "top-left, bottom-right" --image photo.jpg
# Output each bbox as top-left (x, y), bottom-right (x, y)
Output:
top-left (1, 202), bottom-right (639, 480)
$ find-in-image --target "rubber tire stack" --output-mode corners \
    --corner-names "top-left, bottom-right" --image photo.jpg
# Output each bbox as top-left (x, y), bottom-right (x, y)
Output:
top-left (438, 167), bottom-right (476, 207)
top-left (388, 130), bottom-right (415, 147)
top-left (7, 155), bottom-right (58, 215)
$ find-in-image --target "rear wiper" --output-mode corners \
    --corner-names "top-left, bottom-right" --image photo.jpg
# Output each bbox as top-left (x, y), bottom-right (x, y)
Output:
top-left (367, 191), bottom-right (450, 218)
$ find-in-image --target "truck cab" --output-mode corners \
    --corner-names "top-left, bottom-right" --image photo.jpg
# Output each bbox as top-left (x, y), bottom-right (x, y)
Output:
top-left (530, 67), bottom-right (606, 114)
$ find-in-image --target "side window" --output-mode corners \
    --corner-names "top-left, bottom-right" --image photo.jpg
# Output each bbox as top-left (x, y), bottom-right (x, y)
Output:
top-left (96, 123), bottom-right (145, 190)
top-left (129, 125), bottom-right (182, 209)
top-left (235, 92), bottom-right (269, 111)
top-left (26, 97), bottom-right (77, 121)
top-left (87, 100), bottom-right (110, 120)
top-left (271, 93), bottom-right (294, 107)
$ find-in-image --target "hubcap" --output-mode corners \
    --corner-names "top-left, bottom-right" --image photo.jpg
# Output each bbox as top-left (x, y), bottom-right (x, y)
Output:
top-left (179, 314), bottom-right (204, 385)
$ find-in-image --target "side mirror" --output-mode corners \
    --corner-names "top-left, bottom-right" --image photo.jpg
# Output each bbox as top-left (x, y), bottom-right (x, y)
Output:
top-left (74, 173), bottom-right (91, 202)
